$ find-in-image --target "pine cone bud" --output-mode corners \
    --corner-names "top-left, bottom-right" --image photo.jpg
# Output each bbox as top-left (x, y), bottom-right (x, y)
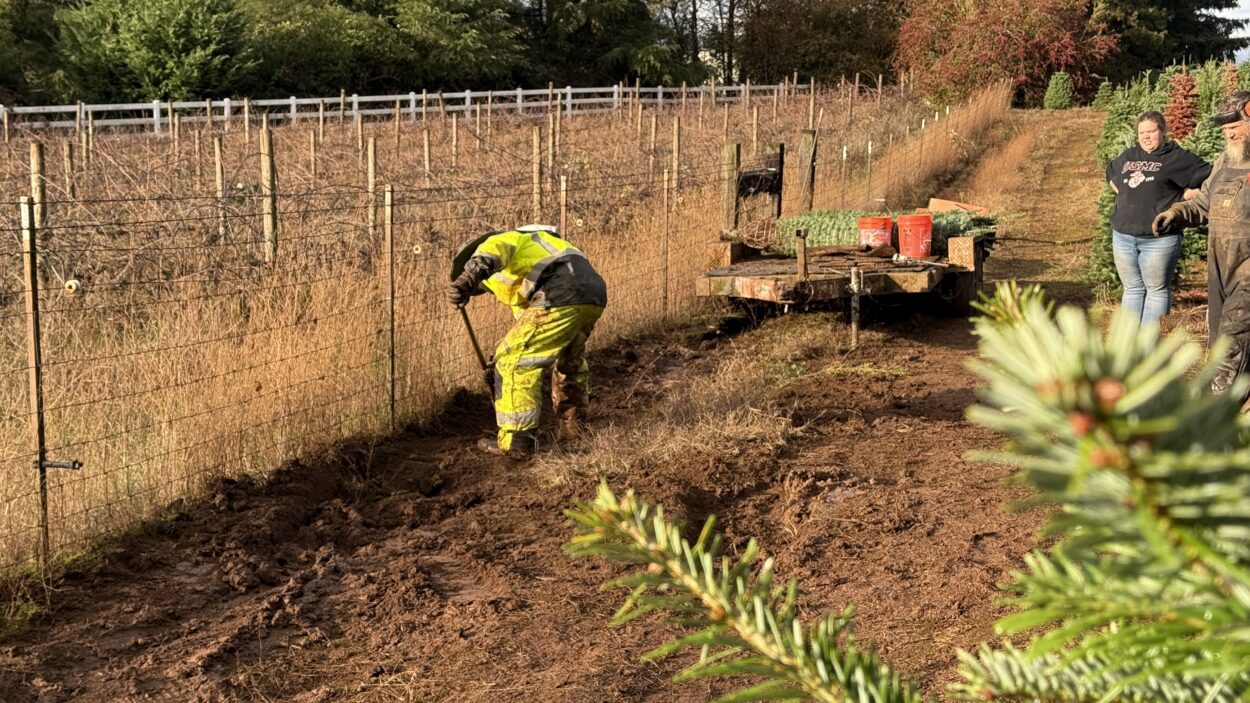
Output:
top-left (1069, 411), bottom-right (1096, 436)
top-left (1093, 378), bottom-right (1126, 411)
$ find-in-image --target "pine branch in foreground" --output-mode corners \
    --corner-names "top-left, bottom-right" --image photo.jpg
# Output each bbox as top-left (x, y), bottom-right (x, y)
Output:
top-left (565, 483), bottom-right (926, 703)
top-left (952, 644), bottom-right (1245, 702)
top-left (958, 283), bottom-right (1250, 700)
top-left (565, 282), bottom-right (1250, 703)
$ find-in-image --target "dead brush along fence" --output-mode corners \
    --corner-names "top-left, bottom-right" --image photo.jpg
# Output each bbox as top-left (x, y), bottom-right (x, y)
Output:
top-left (0, 81), bottom-right (1009, 583)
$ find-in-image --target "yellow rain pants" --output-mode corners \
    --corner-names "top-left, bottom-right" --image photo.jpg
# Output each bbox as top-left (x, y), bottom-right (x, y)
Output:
top-left (493, 304), bottom-right (603, 451)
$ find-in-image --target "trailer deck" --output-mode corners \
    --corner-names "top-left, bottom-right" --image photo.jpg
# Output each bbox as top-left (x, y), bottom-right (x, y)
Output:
top-left (697, 235), bottom-right (986, 310)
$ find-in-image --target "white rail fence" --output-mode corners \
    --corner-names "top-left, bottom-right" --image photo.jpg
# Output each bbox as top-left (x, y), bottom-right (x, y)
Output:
top-left (0, 83), bottom-right (814, 133)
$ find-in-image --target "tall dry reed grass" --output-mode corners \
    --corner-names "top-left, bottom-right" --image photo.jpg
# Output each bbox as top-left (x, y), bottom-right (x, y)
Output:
top-left (0, 83), bottom-right (1010, 574)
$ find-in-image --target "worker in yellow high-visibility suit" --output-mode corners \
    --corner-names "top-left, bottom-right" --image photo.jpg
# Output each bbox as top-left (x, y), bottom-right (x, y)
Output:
top-left (449, 225), bottom-right (607, 457)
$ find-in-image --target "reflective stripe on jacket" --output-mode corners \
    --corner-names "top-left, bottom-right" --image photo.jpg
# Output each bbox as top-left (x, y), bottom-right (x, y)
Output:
top-left (471, 228), bottom-right (607, 315)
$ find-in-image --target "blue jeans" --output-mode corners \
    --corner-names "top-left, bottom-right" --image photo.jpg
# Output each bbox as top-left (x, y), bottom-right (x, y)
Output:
top-left (1112, 230), bottom-right (1182, 326)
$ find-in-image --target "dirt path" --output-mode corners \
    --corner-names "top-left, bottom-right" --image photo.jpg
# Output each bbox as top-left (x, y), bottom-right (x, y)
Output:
top-left (0, 110), bottom-right (1108, 703)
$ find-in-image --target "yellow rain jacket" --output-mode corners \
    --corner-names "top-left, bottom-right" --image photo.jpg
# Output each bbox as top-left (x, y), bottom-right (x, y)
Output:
top-left (469, 227), bottom-right (608, 316)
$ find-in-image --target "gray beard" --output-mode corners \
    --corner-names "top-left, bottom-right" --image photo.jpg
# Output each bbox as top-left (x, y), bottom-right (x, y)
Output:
top-left (1225, 140), bottom-right (1250, 167)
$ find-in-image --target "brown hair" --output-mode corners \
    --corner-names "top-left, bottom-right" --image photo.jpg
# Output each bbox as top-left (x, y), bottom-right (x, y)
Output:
top-left (1137, 110), bottom-right (1167, 134)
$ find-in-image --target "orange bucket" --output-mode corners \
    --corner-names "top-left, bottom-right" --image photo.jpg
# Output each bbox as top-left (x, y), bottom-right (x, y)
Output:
top-left (898, 213), bottom-right (933, 258)
top-left (857, 216), bottom-right (893, 248)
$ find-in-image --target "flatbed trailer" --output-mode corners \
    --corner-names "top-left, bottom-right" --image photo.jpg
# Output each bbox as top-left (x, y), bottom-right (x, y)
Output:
top-left (696, 234), bottom-right (987, 312)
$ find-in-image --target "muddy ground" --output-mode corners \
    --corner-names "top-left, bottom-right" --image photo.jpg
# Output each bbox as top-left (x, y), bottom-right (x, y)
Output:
top-left (0, 109), bottom-right (1111, 702)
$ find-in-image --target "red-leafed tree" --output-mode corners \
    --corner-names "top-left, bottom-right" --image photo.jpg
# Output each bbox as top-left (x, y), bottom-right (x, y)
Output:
top-left (1164, 71), bottom-right (1198, 142)
top-left (896, 0), bottom-right (1118, 106)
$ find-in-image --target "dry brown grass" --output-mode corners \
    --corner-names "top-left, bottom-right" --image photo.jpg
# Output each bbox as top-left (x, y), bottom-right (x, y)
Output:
top-left (0, 84), bottom-right (1011, 574)
top-left (531, 311), bottom-right (847, 486)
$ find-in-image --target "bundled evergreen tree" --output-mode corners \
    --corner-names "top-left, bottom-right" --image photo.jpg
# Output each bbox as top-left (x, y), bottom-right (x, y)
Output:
top-left (568, 283), bottom-right (1250, 702)
top-left (1163, 70), bottom-right (1197, 141)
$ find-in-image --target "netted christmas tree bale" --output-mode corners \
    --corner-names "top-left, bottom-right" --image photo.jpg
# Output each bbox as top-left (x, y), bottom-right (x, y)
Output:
top-left (772, 209), bottom-right (996, 257)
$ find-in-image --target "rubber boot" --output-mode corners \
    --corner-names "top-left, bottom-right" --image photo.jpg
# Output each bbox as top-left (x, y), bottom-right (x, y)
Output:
top-left (557, 406), bottom-right (582, 442)
top-left (476, 432), bottom-right (536, 459)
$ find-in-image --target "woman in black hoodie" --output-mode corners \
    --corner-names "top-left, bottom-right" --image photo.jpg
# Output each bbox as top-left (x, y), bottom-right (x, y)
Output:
top-left (1106, 111), bottom-right (1211, 325)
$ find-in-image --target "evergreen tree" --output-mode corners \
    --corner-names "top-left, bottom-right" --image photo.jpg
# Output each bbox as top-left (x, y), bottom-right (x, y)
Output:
top-left (524, 0), bottom-right (700, 86)
top-left (736, 0), bottom-right (905, 83)
top-left (239, 0), bottom-right (412, 96)
top-left (1044, 71), bottom-right (1076, 108)
top-left (1094, 0), bottom-right (1248, 83)
top-left (394, 0), bottom-right (525, 88)
top-left (56, 0), bottom-right (254, 101)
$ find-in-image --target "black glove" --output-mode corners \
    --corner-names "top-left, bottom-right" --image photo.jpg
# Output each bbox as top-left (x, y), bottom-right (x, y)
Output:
top-left (1152, 209), bottom-right (1178, 236)
top-left (449, 256), bottom-right (493, 307)
top-left (448, 274), bottom-right (475, 307)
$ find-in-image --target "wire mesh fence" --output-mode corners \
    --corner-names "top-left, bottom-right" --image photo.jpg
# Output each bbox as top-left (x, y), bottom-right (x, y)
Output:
top-left (0, 81), bottom-right (1012, 575)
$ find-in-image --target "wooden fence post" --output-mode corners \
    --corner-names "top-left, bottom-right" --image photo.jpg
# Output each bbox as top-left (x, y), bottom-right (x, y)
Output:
top-left (751, 106), bottom-right (759, 157)
top-left (20, 197), bottom-right (50, 576)
top-left (648, 112), bottom-right (657, 174)
top-left (243, 98), bottom-right (251, 144)
top-left (451, 113), bottom-right (459, 169)
top-left (214, 136), bottom-right (226, 244)
top-left (798, 129), bottom-right (817, 213)
top-left (260, 127), bottom-right (277, 263)
top-left (355, 111), bottom-right (364, 161)
top-left (393, 100), bottom-right (401, 149)
top-left (840, 145), bottom-right (848, 209)
top-left (422, 127), bottom-right (431, 185)
top-left (367, 137), bottom-right (377, 237)
top-left (809, 79), bottom-right (817, 130)
top-left (546, 111), bottom-right (555, 175)
top-left (474, 103), bottom-right (482, 150)
top-left (318, 101), bottom-right (326, 143)
top-left (486, 92), bottom-right (494, 143)
top-left (62, 140), bottom-right (74, 199)
top-left (309, 129), bottom-right (318, 181)
top-left (194, 129), bottom-right (205, 185)
top-left (29, 142), bottom-right (44, 230)
top-left (671, 116), bottom-right (681, 192)
top-left (383, 185), bottom-right (396, 432)
top-left (532, 126), bottom-right (543, 221)
top-left (662, 169), bottom-right (670, 317)
top-left (559, 175), bottom-right (568, 237)
top-left (721, 142), bottom-right (741, 236)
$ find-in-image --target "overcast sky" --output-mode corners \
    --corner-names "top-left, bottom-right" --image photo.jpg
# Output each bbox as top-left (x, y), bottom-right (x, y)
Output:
top-left (1220, 3), bottom-right (1250, 60)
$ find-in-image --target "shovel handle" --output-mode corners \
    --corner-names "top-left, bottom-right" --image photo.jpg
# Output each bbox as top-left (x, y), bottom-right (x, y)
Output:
top-left (458, 306), bottom-right (489, 370)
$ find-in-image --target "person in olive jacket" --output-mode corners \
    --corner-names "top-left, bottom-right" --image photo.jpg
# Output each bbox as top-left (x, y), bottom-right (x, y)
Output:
top-left (1106, 110), bottom-right (1211, 326)
top-left (1155, 92), bottom-right (1250, 405)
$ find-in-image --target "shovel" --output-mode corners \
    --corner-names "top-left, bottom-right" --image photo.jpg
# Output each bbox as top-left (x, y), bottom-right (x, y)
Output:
top-left (458, 306), bottom-right (489, 371)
